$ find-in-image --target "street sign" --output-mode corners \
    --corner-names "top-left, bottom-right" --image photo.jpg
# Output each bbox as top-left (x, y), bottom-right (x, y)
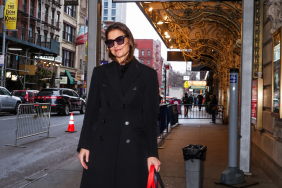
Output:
top-left (183, 76), bottom-right (189, 80)
top-left (165, 65), bottom-right (170, 70)
top-left (0, 55), bottom-right (4, 66)
top-left (184, 81), bottom-right (189, 88)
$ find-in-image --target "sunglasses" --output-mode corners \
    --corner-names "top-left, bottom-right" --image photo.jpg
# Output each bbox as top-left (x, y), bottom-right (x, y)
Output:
top-left (105, 35), bottom-right (128, 48)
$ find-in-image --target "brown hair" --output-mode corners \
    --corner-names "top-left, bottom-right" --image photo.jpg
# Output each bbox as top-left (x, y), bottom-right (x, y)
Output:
top-left (105, 22), bottom-right (135, 64)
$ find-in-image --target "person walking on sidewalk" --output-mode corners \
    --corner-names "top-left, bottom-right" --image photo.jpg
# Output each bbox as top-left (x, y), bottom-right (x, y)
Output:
top-left (197, 93), bottom-right (203, 111)
top-left (182, 93), bottom-right (190, 117)
top-left (77, 22), bottom-right (161, 188)
top-left (210, 95), bottom-right (218, 123)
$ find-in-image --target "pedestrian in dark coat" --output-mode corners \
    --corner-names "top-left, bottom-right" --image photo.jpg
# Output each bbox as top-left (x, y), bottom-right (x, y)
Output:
top-left (197, 94), bottom-right (203, 111)
top-left (77, 22), bottom-right (161, 188)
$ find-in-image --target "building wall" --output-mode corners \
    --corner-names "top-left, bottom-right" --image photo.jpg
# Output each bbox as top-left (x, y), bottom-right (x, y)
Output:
top-left (251, 1), bottom-right (282, 187)
top-left (101, 0), bottom-right (126, 24)
top-left (135, 39), bottom-right (163, 87)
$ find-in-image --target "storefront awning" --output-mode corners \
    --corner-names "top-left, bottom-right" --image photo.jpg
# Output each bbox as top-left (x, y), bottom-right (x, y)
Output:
top-left (65, 70), bottom-right (74, 84)
top-left (190, 85), bottom-right (206, 90)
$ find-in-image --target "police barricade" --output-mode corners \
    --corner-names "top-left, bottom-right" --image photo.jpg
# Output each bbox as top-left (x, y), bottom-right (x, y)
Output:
top-left (5, 103), bottom-right (55, 148)
top-left (179, 104), bottom-right (224, 122)
top-left (157, 104), bottom-right (179, 147)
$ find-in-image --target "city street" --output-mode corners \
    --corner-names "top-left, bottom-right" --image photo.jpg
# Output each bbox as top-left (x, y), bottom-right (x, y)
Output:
top-left (0, 112), bottom-right (84, 188)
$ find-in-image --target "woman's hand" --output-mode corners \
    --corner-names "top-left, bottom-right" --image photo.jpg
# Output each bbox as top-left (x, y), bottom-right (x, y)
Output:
top-left (78, 148), bottom-right (90, 170)
top-left (147, 157), bottom-right (161, 172)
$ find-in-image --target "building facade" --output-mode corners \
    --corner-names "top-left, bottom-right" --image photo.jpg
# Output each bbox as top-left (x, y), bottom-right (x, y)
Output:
top-left (135, 39), bottom-right (163, 87)
top-left (0, 0), bottom-right (60, 91)
top-left (101, 0), bottom-right (126, 24)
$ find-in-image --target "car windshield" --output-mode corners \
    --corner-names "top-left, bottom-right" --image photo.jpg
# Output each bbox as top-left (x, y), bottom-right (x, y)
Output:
top-left (37, 89), bottom-right (60, 96)
top-left (12, 91), bottom-right (26, 97)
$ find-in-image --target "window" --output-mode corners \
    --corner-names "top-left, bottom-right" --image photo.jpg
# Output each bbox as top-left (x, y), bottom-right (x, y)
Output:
top-left (62, 49), bottom-right (75, 68)
top-left (111, 17), bottom-right (115, 21)
top-left (147, 50), bottom-right (150, 56)
top-left (141, 50), bottom-right (144, 56)
top-left (141, 59), bottom-right (144, 64)
top-left (273, 32), bottom-right (281, 113)
top-left (64, 5), bottom-right (76, 18)
top-left (103, 17), bottom-right (107, 21)
top-left (63, 23), bottom-right (75, 43)
top-left (1, 88), bottom-right (10, 95)
top-left (104, 9), bottom-right (108, 16)
top-left (112, 3), bottom-right (116, 8)
top-left (80, 59), bottom-right (82, 69)
top-left (147, 59), bottom-right (150, 65)
top-left (111, 9), bottom-right (116, 16)
top-left (104, 2), bottom-right (108, 8)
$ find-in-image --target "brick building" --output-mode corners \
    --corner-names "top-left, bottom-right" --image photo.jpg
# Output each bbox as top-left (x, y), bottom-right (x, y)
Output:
top-left (135, 39), bottom-right (163, 87)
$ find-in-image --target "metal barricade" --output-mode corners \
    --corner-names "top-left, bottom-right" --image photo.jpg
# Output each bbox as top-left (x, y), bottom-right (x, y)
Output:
top-left (179, 104), bottom-right (224, 121)
top-left (6, 103), bottom-right (55, 148)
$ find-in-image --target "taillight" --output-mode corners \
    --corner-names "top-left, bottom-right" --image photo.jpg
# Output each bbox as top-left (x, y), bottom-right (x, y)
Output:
top-left (35, 96), bottom-right (40, 99)
top-left (50, 96), bottom-right (62, 99)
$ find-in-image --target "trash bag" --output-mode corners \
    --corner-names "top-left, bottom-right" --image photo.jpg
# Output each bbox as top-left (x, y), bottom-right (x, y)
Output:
top-left (182, 145), bottom-right (207, 162)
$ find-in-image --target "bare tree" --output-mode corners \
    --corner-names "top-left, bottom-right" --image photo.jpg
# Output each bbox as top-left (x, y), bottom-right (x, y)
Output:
top-left (168, 70), bottom-right (184, 88)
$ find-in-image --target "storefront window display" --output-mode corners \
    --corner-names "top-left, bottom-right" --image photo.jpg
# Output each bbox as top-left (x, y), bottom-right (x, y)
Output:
top-left (273, 29), bottom-right (282, 117)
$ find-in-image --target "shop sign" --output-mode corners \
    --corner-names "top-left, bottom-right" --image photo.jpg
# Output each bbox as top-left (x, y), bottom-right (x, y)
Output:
top-left (60, 76), bottom-right (67, 84)
top-left (19, 65), bottom-right (36, 75)
top-left (252, 80), bottom-right (258, 125)
top-left (190, 85), bottom-right (205, 89)
top-left (4, 0), bottom-right (18, 30)
top-left (184, 81), bottom-right (189, 88)
top-left (35, 56), bottom-right (62, 63)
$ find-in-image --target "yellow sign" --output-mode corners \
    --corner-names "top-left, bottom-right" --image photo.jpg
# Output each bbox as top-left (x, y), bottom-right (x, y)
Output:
top-left (19, 65), bottom-right (36, 75)
top-left (184, 81), bottom-right (189, 88)
top-left (4, 0), bottom-right (18, 30)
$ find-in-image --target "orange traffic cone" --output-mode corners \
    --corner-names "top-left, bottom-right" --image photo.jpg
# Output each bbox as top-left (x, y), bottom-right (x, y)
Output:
top-left (65, 112), bottom-right (77, 133)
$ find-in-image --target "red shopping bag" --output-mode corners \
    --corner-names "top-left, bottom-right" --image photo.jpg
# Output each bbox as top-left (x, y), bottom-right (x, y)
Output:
top-left (147, 165), bottom-right (165, 188)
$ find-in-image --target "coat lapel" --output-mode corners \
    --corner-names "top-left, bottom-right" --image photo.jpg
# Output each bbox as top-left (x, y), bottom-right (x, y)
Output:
top-left (121, 59), bottom-right (142, 93)
top-left (105, 62), bottom-right (124, 102)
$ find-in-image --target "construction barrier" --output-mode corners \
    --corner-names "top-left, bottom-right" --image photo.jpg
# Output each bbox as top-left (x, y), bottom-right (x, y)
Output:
top-left (5, 103), bottom-right (55, 148)
top-left (179, 104), bottom-right (224, 121)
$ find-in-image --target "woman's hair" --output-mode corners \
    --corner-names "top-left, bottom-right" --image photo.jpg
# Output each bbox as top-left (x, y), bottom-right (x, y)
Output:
top-left (105, 22), bottom-right (135, 64)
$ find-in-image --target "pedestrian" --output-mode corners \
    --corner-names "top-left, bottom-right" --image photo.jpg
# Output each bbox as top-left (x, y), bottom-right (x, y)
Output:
top-left (210, 95), bottom-right (218, 123)
top-left (182, 93), bottom-right (190, 117)
top-left (188, 94), bottom-right (193, 111)
top-left (197, 93), bottom-right (203, 111)
top-left (77, 22), bottom-right (161, 188)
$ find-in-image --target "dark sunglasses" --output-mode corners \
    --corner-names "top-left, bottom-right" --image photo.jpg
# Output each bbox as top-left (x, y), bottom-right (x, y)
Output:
top-left (105, 35), bottom-right (128, 48)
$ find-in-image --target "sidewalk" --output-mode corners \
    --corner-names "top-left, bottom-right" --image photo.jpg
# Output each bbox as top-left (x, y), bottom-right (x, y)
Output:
top-left (10, 119), bottom-right (277, 188)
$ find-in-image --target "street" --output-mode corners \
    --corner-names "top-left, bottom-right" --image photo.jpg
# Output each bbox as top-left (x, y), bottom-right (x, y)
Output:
top-left (0, 112), bottom-right (84, 188)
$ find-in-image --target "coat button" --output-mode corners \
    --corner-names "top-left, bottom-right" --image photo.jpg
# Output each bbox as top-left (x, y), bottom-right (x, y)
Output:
top-left (126, 139), bottom-right (130, 143)
top-left (125, 121), bottom-right (129, 125)
top-left (99, 136), bottom-right (103, 140)
top-left (122, 104), bottom-right (126, 108)
top-left (133, 87), bottom-right (137, 91)
top-left (103, 84), bottom-right (106, 87)
top-left (107, 102), bottom-right (110, 106)
top-left (103, 119), bottom-right (106, 123)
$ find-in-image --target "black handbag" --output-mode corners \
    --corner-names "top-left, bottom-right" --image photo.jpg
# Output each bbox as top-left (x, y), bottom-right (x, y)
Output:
top-left (147, 165), bottom-right (165, 188)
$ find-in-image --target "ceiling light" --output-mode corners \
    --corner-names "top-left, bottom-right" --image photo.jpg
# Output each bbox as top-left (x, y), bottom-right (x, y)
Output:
top-left (44, 62), bottom-right (46, 63)
top-left (169, 39), bottom-right (171, 42)
top-left (164, 31), bottom-right (168, 35)
top-left (157, 21), bottom-right (163, 25)
top-left (165, 35), bottom-right (170, 38)
top-left (170, 46), bottom-right (173, 48)
top-left (144, 1), bottom-right (151, 3)
top-left (8, 48), bottom-right (22, 51)
top-left (149, 7), bottom-right (153, 11)
top-left (49, 62), bottom-right (52, 64)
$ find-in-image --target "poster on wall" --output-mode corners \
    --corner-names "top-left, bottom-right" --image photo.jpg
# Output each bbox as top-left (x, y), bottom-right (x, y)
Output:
top-left (4, 0), bottom-right (18, 30)
top-left (252, 79), bottom-right (258, 125)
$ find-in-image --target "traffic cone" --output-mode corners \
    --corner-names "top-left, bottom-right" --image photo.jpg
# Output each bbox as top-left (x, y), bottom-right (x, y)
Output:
top-left (65, 112), bottom-right (77, 133)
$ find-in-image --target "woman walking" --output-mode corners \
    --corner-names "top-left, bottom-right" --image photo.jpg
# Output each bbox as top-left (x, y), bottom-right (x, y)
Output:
top-left (77, 22), bottom-right (161, 188)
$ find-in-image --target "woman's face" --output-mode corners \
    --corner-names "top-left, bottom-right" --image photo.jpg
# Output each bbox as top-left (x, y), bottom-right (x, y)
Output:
top-left (107, 29), bottom-right (130, 61)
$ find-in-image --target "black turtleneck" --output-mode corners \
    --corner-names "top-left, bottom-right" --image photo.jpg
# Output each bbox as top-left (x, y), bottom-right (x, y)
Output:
top-left (116, 61), bottom-right (131, 80)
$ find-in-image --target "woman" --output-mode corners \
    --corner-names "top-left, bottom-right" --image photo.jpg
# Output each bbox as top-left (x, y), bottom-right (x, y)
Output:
top-left (182, 93), bottom-right (190, 117)
top-left (77, 22), bottom-right (161, 188)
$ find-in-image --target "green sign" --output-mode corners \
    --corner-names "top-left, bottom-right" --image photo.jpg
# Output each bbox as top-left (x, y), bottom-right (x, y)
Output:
top-left (191, 85), bottom-right (205, 89)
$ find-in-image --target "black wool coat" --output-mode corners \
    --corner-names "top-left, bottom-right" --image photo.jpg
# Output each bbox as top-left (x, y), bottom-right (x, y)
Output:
top-left (77, 58), bottom-right (160, 188)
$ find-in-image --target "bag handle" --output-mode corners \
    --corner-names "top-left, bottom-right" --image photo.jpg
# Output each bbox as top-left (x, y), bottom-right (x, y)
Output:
top-left (147, 165), bottom-right (165, 188)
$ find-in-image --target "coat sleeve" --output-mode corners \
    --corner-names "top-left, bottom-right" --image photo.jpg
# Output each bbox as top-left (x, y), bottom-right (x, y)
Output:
top-left (143, 70), bottom-right (160, 158)
top-left (77, 67), bottom-right (101, 152)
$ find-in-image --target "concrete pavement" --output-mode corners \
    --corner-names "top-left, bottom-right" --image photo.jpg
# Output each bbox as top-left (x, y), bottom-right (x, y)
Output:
top-left (9, 119), bottom-right (278, 188)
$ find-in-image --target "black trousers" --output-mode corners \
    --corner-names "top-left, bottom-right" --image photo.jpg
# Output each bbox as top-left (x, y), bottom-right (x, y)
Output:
top-left (212, 110), bottom-right (216, 122)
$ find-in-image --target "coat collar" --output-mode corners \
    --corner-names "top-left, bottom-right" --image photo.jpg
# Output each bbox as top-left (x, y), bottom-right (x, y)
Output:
top-left (104, 58), bottom-right (142, 102)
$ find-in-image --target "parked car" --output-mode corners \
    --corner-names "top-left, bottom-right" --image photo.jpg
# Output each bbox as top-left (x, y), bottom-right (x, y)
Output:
top-left (11, 90), bottom-right (39, 103)
top-left (0, 86), bottom-right (22, 114)
top-left (34, 88), bottom-right (86, 115)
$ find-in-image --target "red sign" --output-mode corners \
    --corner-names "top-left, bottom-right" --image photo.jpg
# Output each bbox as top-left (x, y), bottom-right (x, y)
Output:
top-left (252, 80), bottom-right (258, 122)
top-left (165, 65), bottom-right (170, 70)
